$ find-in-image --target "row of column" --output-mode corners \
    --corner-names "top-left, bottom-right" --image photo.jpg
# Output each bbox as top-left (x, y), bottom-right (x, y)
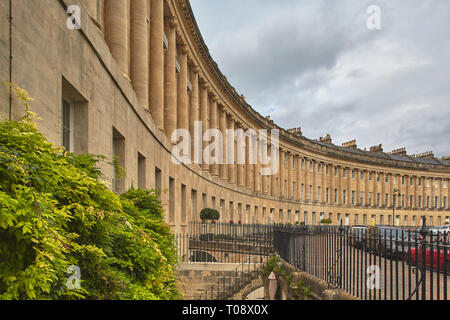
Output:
top-left (100, 0), bottom-right (449, 205)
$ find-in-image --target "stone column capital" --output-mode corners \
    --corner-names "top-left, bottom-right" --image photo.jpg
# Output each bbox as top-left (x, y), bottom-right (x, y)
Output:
top-left (178, 43), bottom-right (189, 55)
top-left (165, 16), bottom-right (178, 29)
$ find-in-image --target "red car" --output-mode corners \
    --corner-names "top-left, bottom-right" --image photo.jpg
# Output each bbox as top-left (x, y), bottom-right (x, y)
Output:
top-left (405, 246), bottom-right (450, 273)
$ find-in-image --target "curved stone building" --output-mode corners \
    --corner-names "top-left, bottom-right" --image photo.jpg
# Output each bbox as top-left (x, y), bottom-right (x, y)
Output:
top-left (1, 0), bottom-right (449, 233)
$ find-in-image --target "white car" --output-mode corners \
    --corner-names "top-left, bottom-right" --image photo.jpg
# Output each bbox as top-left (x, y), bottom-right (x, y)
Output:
top-left (430, 226), bottom-right (450, 235)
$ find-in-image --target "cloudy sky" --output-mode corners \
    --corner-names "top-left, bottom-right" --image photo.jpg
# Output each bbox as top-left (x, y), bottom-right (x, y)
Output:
top-left (189, 0), bottom-right (450, 158)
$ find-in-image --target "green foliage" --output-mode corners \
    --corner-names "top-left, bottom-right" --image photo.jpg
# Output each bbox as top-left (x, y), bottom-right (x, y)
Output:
top-left (320, 219), bottom-right (332, 225)
top-left (199, 208), bottom-right (220, 221)
top-left (261, 255), bottom-right (280, 278)
top-left (0, 95), bottom-right (179, 300)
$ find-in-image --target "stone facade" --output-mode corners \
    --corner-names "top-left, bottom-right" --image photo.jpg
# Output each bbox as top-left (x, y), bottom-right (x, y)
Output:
top-left (1, 0), bottom-right (450, 234)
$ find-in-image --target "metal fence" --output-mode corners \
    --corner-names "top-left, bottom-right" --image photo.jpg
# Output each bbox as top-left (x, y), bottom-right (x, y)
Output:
top-left (175, 222), bottom-right (274, 300)
top-left (175, 222), bottom-right (273, 264)
top-left (273, 219), bottom-right (449, 300)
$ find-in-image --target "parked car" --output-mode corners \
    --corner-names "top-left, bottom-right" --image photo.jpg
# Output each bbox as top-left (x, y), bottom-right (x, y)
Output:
top-left (366, 226), bottom-right (411, 258)
top-left (405, 245), bottom-right (450, 273)
top-left (349, 226), bottom-right (368, 249)
top-left (430, 226), bottom-right (450, 235)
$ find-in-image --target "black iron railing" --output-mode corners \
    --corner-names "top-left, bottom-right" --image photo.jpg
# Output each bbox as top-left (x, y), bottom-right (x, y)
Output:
top-left (273, 218), bottom-right (449, 300)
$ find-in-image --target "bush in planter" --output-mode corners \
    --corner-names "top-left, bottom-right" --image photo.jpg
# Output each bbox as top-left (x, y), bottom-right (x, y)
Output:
top-left (199, 208), bottom-right (220, 222)
top-left (320, 219), bottom-right (332, 225)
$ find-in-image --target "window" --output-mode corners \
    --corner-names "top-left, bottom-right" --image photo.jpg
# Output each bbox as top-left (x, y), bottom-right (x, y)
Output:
top-left (326, 188), bottom-right (329, 203)
top-left (137, 152), bottom-right (146, 189)
top-left (385, 175), bottom-right (389, 183)
top-left (168, 177), bottom-right (175, 224)
top-left (402, 176), bottom-right (405, 185)
top-left (385, 193), bottom-right (389, 207)
top-left (267, 176), bottom-right (270, 193)
top-left (444, 197), bottom-right (447, 209)
top-left (326, 166), bottom-right (329, 176)
top-left (343, 169), bottom-right (346, 178)
top-left (418, 178), bottom-right (422, 186)
top-left (377, 193), bottom-right (381, 206)
top-left (301, 159), bottom-right (305, 170)
top-left (155, 167), bottom-right (162, 191)
top-left (435, 179), bottom-right (439, 188)
top-left (369, 192), bottom-right (372, 206)
top-left (427, 196), bottom-right (430, 209)
top-left (352, 170), bottom-right (355, 179)
top-left (309, 185), bottom-right (313, 200)
top-left (418, 195), bottom-right (422, 208)
top-left (301, 184), bottom-right (304, 200)
top-left (443, 180), bottom-right (447, 188)
top-left (318, 186), bottom-right (321, 202)
top-left (377, 174), bottom-right (380, 182)
top-left (426, 178), bottom-right (430, 187)
top-left (360, 192), bottom-right (364, 206)
top-left (361, 172), bottom-right (364, 180)
top-left (62, 99), bottom-right (71, 151)
top-left (410, 195), bottom-right (413, 208)
top-left (292, 182), bottom-right (296, 197)
top-left (334, 189), bottom-right (338, 204)
top-left (181, 184), bottom-right (187, 224)
top-left (369, 172), bottom-right (372, 181)
top-left (283, 153), bottom-right (287, 168)
top-left (410, 177), bottom-right (414, 186)
top-left (292, 156), bottom-right (296, 169)
top-left (112, 128), bottom-right (125, 194)
top-left (394, 176), bottom-right (397, 184)
top-left (318, 163), bottom-right (322, 174)
top-left (343, 190), bottom-right (347, 205)
top-left (284, 180), bottom-right (287, 196)
top-left (352, 191), bottom-right (355, 205)
top-left (61, 77), bottom-right (88, 154)
top-left (401, 195), bottom-right (405, 208)
top-left (435, 196), bottom-right (439, 208)
top-left (335, 168), bottom-right (338, 177)
top-left (309, 161), bottom-right (313, 172)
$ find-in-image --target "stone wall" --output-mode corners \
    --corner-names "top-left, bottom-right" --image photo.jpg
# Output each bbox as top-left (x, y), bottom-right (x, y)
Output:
top-left (264, 260), bottom-right (359, 301)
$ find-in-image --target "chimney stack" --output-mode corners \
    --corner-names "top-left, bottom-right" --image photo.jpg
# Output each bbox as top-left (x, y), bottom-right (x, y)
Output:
top-left (342, 139), bottom-right (357, 149)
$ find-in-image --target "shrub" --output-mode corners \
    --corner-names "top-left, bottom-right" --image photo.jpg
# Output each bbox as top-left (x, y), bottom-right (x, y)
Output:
top-left (320, 219), bottom-right (332, 225)
top-left (199, 208), bottom-right (220, 221)
top-left (0, 88), bottom-right (179, 300)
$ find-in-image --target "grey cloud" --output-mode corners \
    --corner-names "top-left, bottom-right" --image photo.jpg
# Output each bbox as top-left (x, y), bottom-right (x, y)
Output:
top-left (190, 0), bottom-right (450, 158)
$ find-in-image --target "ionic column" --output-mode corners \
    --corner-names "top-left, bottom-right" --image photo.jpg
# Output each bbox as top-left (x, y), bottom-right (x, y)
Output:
top-left (189, 65), bottom-right (200, 158)
top-left (177, 44), bottom-right (189, 132)
top-left (227, 114), bottom-right (236, 184)
top-left (209, 96), bottom-right (219, 176)
top-left (104, 0), bottom-right (129, 76)
top-left (149, 0), bottom-right (164, 129)
top-left (200, 82), bottom-right (209, 170)
top-left (237, 122), bottom-right (245, 187)
top-left (163, 17), bottom-right (177, 138)
top-left (245, 127), bottom-right (253, 191)
top-left (356, 169), bottom-right (361, 205)
top-left (219, 105), bottom-right (228, 181)
top-left (131, 0), bottom-right (149, 107)
top-left (253, 135), bottom-right (260, 193)
top-left (270, 143), bottom-right (277, 197)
